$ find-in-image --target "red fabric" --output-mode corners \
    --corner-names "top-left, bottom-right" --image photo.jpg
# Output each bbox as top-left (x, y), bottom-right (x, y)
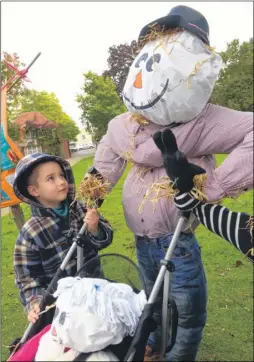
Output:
top-left (9, 324), bottom-right (51, 362)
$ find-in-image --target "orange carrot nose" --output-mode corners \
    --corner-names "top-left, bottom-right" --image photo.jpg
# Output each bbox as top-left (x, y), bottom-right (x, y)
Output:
top-left (133, 70), bottom-right (142, 89)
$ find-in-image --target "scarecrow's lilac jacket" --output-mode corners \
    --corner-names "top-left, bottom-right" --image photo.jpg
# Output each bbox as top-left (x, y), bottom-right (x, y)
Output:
top-left (94, 103), bottom-right (253, 238)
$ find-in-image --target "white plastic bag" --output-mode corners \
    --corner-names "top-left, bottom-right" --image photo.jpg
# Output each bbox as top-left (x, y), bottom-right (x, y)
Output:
top-left (50, 277), bottom-right (147, 353)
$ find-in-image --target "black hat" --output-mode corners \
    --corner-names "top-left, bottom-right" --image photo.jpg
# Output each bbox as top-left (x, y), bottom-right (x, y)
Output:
top-left (139, 5), bottom-right (210, 45)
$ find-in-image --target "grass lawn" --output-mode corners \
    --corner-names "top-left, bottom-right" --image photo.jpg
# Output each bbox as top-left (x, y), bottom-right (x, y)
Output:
top-left (1, 155), bottom-right (253, 361)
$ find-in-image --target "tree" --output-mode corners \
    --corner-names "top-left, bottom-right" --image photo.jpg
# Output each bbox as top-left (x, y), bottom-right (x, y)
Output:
top-left (1, 52), bottom-right (27, 119)
top-left (211, 38), bottom-right (253, 111)
top-left (58, 112), bottom-right (80, 141)
top-left (18, 89), bottom-right (79, 141)
top-left (76, 71), bottom-right (126, 143)
top-left (103, 40), bottom-right (139, 97)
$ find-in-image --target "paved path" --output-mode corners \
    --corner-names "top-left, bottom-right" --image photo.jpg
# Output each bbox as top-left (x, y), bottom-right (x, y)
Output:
top-left (67, 149), bottom-right (94, 166)
top-left (1, 150), bottom-right (95, 217)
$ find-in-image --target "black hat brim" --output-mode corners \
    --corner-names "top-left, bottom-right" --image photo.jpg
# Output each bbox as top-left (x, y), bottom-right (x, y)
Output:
top-left (138, 14), bottom-right (209, 45)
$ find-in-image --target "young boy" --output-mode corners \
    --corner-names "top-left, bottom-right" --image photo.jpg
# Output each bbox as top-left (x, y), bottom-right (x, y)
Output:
top-left (13, 153), bottom-right (113, 323)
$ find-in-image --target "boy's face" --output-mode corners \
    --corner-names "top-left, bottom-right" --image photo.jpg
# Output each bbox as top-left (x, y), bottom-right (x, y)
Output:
top-left (27, 161), bottom-right (69, 208)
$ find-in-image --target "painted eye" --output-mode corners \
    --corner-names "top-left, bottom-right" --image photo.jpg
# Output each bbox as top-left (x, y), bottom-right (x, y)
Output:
top-left (146, 54), bottom-right (161, 72)
top-left (135, 53), bottom-right (148, 68)
top-left (59, 311), bottom-right (66, 326)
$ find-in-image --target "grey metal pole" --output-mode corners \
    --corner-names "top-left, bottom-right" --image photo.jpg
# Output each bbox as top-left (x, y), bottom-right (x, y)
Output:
top-left (147, 216), bottom-right (186, 304)
top-left (125, 214), bottom-right (188, 362)
top-left (8, 53), bottom-right (41, 91)
top-left (77, 246), bottom-right (84, 271)
top-left (160, 270), bottom-right (171, 358)
top-left (77, 222), bottom-right (87, 270)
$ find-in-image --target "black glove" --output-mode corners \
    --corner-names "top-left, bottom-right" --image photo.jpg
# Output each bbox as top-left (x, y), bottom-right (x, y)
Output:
top-left (153, 129), bottom-right (206, 193)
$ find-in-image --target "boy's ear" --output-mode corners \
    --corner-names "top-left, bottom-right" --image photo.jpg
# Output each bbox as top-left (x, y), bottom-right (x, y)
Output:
top-left (27, 185), bottom-right (39, 198)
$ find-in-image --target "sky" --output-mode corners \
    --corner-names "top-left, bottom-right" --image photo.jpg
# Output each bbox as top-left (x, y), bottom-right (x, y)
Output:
top-left (2, 2), bottom-right (253, 128)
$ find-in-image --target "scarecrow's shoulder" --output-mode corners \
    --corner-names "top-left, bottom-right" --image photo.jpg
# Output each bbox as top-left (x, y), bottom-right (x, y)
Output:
top-left (206, 103), bottom-right (253, 120)
top-left (108, 112), bottom-right (140, 134)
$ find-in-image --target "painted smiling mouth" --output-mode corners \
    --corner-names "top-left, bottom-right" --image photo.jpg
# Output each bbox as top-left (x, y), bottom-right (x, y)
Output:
top-left (123, 79), bottom-right (169, 110)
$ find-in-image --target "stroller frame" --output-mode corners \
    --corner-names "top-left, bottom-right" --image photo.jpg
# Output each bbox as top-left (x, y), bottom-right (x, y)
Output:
top-left (18, 212), bottom-right (189, 361)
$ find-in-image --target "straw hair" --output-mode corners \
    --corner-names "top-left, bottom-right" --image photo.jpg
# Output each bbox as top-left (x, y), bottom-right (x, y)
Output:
top-left (130, 112), bottom-right (150, 126)
top-left (247, 216), bottom-right (253, 237)
top-left (138, 24), bottom-right (184, 51)
top-left (139, 174), bottom-right (208, 213)
top-left (78, 174), bottom-right (111, 208)
top-left (138, 22), bottom-right (217, 54)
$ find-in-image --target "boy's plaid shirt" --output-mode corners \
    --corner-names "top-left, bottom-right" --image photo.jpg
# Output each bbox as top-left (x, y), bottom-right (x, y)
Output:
top-left (14, 199), bottom-right (113, 312)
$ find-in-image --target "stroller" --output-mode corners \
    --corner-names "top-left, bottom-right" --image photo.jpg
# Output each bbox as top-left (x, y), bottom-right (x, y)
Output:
top-left (8, 212), bottom-right (189, 362)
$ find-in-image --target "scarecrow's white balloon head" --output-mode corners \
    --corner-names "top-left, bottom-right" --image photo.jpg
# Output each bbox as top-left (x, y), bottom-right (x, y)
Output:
top-left (123, 6), bottom-right (223, 126)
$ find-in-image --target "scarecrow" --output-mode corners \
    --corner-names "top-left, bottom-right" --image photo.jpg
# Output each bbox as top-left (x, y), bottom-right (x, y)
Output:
top-left (82, 5), bottom-right (253, 361)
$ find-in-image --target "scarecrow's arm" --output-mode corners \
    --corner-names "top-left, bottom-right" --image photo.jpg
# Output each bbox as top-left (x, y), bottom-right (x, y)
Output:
top-left (14, 234), bottom-right (45, 313)
top-left (133, 104), bottom-right (253, 201)
top-left (174, 193), bottom-right (253, 264)
top-left (191, 104), bottom-right (253, 201)
top-left (93, 114), bottom-right (140, 187)
top-left (93, 134), bottom-right (126, 187)
top-left (202, 129), bottom-right (252, 202)
top-left (153, 128), bottom-right (253, 264)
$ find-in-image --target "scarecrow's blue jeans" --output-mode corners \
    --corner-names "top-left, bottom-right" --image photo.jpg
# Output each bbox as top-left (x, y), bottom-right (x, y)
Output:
top-left (135, 232), bottom-right (207, 361)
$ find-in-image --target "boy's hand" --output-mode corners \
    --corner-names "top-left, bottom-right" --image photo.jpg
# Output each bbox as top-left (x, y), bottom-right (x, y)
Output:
top-left (84, 208), bottom-right (100, 235)
top-left (28, 303), bottom-right (40, 323)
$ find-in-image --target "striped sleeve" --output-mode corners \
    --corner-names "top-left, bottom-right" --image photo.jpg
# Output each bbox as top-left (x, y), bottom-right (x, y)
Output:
top-left (174, 193), bottom-right (253, 263)
top-left (174, 192), bottom-right (201, 211)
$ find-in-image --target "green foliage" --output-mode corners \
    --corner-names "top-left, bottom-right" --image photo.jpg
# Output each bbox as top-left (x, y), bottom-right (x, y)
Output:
top-left (211, 38), bottom-right (253, 111)
top-left (2, 52), bottom-right (79, 153)
top-left (8, 121), bottom-right (20, 142)
top-left (18, 89), bottom-right (80, 141)
top-left (77, 71), bottom-right (126, 143)
top-left (58, 112), bottom-right (80, 141)
top-left (19, 89), bottom-right (62, 119)
top-left (28, 125), bottom-right (62, 156)
top-left (102, 40), bottom-right (139, 97)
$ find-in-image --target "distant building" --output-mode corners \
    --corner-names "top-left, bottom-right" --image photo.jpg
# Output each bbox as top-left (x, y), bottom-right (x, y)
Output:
top-left (76, 127), bottom-right (92, 145)
top-left (13, 112), bottom-right (71, 159)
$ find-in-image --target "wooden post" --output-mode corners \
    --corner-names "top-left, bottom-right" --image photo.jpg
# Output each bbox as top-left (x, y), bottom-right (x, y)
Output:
top-left (11, 204), bottom-right (25, 231)
top-left (1, 87), bottom-right (7, 124)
